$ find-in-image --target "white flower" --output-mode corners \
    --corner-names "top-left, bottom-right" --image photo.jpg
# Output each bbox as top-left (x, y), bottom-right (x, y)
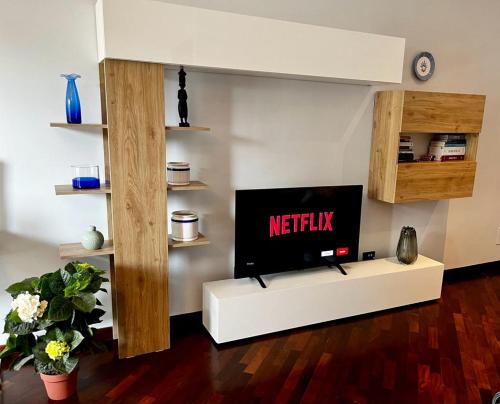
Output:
top-left (11, 292), bottom-right (47, 323)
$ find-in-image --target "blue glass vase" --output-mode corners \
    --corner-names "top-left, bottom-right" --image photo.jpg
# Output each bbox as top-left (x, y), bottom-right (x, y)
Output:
top-left (61, 74), bottom-right (81, 124)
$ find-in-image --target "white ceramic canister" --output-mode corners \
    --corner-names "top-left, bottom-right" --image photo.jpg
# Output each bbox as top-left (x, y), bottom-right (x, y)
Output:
top-left (167, 162), bottom-right (190, 185)
top-left (171, 210), bottom-right (199, 241)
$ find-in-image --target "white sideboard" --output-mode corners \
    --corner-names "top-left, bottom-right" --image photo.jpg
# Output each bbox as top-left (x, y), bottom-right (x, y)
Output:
top-left (203, 255), bottom-right (444, 343)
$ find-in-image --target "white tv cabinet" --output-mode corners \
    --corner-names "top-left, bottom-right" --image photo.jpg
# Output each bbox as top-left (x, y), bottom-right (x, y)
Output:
top-left (202, 255), bottom-right (443, 343)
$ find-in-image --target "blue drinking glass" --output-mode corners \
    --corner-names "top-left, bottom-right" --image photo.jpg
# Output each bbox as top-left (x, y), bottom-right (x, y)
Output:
top-left (61, 74), bottom-right (82, 124)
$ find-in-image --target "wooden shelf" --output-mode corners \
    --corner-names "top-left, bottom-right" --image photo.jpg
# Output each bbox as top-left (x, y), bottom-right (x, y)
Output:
top-left (50, 123), bottom-right (107, 129)
top-left (166, 126), bottom-right (210, 132)
top-left (168, 233), bottom-right (210, 248)
top-left (368, 90), bottom-right (485, 203)
top-left (59, 240), bottom-right (114, 259)
top-left (167, 181), bottom-right (208, 191)
top-left (54, 184), bottom-right (111, 195)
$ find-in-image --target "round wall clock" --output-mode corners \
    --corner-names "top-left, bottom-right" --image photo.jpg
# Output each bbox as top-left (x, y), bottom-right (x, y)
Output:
top-left (413, 52), bottom-right (435, 81)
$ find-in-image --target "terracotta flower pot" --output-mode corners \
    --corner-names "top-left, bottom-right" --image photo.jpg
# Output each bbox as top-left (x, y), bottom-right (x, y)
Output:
top-left (40, 369), bottom-right (78, 401)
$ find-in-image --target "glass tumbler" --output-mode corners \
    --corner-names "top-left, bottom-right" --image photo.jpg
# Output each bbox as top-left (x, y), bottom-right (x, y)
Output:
top-left (72, 165), bottom-right (100, 189)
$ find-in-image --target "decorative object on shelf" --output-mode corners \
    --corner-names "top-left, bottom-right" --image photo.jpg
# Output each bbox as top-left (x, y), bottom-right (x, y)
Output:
top-left (177, 67), bottom-right (190, 127)
top-left (72, 165), bottom-right (100, 189)
top-left (167, 162), bottom-right (190, 185)
top-left (61, 74), bottom-right (82, 124)
top-left (396, 226), bottom-right (418, 264)
top-left (412, 52), bottom-right (435, 81)
top-left (0, 262), bottom-right (108, 401)
top-left (81, 225), bottom-right (105, 250)
top-left (171, 210), bottom-right (199, 241)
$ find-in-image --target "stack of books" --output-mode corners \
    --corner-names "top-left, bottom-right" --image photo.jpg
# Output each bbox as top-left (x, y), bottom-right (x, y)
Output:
top-left (428, 135), bottom-right (466, 161)
top-left (399, 135), bottom-right (414, 162)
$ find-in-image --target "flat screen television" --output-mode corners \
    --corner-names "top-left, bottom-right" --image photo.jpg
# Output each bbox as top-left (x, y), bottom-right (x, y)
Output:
top-left (234, 185), bottom-right (363, 287)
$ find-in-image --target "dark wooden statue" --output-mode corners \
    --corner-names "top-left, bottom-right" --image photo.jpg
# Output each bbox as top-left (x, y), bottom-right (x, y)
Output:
top-left (178, 66), bottom-right (189, 127)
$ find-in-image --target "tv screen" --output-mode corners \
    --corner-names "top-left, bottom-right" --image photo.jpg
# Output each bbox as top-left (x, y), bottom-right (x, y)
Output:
top-left (234, 185), bottom-right (363, 280)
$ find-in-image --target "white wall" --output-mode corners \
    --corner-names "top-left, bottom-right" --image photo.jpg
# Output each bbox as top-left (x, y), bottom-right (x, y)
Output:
top-left (0, 0), bottom-right (112, 340)
top-left (1, 0), bottom-right (499, 341)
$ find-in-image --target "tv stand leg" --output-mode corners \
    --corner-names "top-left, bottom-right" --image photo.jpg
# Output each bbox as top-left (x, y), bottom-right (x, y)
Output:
top-left (254, 275), bottom-right (267, 288)
top-left (335, 263), bottom-right (348, 276)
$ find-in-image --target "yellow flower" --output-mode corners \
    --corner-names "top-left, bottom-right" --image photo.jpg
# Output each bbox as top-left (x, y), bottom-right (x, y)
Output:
top-left (76, 263), bottom-right (94, 270)
top-left (45, 341), bottom-right (70, 360)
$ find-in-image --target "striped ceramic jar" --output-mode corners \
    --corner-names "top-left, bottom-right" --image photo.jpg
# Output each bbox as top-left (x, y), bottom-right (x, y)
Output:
top-left (167, 162), bottom-right (190, 185)
top-left (171, 210), bottom-right (199, 241)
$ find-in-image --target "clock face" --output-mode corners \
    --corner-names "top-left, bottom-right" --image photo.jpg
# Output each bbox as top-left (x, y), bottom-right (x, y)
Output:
top-left (413, 52), bottom-right (435, 81)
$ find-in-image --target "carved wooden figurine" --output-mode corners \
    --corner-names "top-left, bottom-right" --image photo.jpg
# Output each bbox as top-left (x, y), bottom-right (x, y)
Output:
top-left (178, 66), bottom-right (189, 127)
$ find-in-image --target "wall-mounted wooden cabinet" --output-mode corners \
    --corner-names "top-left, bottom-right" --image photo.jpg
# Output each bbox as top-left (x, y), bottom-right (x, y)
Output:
top-left (368, 90), bottom-right (485, 203)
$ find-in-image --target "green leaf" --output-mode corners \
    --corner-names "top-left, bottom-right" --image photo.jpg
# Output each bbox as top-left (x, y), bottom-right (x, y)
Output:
top-left (38, 274), bottom-right (54, 301)
top-left (49, 271), bottom-right (65, 295)
top-left (11, 354), bottom-right (34, 371)
top-left (64, 330), bottom-right (84, 351)
top-left (86, 276), bottom-right (103, 294)
top-left (34, 358), bottom-right (57, 375)
top-left (37, 319), bottom-right (54, 330)
top-left (72, 293), bottom-right (96, 313)
top-left (64, 262), bottom-right (77, 275)
top-left (63, 356), bottom-right (79, 374)
top-left (86, 308), bottom-right (105, 326)
top-left (47, 296), bottom-right (73, 321)
top-left (4, 311), bottom-right (37, 335)
top-left (16, 334), bottom-right (36, 355)
top-left (6, 277), bottom-right (39, 297)
top-left (0, 335), bottom-right (18, 358)
top-left (60, 268), bottom-right (72, 286)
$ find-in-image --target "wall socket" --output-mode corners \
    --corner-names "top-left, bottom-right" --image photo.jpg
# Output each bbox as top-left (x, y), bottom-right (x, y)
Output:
top-left (362, 251), bottom-right (376, 260)
top-left (497, 227), bottom-right (500, 245)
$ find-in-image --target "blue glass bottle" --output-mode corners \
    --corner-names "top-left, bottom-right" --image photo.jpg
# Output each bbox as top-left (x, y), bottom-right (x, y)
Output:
top-left (61, 74), bottom-right (82, 124)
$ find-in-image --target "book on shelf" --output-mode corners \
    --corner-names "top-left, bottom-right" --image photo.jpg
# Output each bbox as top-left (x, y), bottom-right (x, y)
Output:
top-left (433, 134), bottom-right (467, 141)
top-left (399, 141), bottom-right (413, 147)
top-left (441, 155), bottom-right (465, 161)
top-left (429, 146), bottom-right (466, 156)
top-left (430, 140), bottom-right (466, 147)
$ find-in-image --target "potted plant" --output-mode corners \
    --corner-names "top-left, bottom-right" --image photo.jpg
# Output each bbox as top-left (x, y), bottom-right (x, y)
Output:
top-left (0, 262), bottom-right (108, 400)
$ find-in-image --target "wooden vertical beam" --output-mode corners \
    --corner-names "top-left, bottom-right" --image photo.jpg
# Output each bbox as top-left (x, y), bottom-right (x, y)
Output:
top-left (100, 59), bottom-right (169, 357)
top-left (368, 91), bottom-right (404, 203)
top-left (99, 61), bottom-right (119, 340)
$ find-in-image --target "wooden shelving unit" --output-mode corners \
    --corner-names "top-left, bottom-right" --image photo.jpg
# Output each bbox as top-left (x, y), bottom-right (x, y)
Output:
top-left (51, 60), bottom-right (212, 358)
top-left (168, 233), bottom-right (210, 248)
top-left (50, 123), bottom-right (107, 129)
top-left (59, 240), bottom-right (114, 259)
top-left (54, 184), bottom-right (111, 195)
top-left (166, 126), bottom-right (210, 132)
top-left (167, 181), bottom-right (208, 191)
top-left (368, 90), bottom-right (486, 203)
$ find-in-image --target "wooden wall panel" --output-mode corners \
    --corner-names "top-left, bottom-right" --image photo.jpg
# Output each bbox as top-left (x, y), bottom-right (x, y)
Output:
top-left (395, 161), bottom-right (476, 203)
top-left (368, 91), bottom-right (404, 203)
top-left (401, 91), bottom-right (486, 133)
top-left (101, 59), bottom-right (169, 357)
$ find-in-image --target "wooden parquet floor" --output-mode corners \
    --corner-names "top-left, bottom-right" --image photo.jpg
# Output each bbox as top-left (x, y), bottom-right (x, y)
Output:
top-left (2, 267), bottom-right (499, 404)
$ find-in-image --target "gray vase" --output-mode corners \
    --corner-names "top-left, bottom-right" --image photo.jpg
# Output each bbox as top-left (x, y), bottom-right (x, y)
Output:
top-left (81, 225), bottom-right (104, 250)
top-left (396, 226), bottom-right (418, 264)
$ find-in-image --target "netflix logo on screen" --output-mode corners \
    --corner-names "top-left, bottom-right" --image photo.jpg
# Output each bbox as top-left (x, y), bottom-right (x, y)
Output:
top-left (269, 211), bottom-right (334, 237)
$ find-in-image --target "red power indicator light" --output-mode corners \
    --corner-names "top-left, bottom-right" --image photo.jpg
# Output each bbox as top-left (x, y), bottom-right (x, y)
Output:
top-left (336, 247), bottom-right (349, 256)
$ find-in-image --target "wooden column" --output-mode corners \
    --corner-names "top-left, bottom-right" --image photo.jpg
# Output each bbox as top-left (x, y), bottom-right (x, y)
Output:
top-left (99, 59), bottom-right (169, 357)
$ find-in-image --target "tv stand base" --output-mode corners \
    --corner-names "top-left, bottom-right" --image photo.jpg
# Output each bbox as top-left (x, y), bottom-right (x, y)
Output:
top-left (203, 256), bottom-right (444, 343)
top-left (324, 257), bottom-right (348, 275)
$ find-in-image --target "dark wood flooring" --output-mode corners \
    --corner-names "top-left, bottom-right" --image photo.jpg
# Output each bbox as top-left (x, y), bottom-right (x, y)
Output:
top-left (2, 267), bottom-right (499, 404)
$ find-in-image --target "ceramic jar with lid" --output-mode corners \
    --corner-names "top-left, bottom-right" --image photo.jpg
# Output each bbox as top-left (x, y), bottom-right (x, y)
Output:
top-left (171, 210), bottom-right (199, 241)
top-left (167, 162), bottom-right (190, 185)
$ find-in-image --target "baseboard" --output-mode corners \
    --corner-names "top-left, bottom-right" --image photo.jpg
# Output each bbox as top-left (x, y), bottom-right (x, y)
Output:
top-left (443, 260), bottom-right (500, 282)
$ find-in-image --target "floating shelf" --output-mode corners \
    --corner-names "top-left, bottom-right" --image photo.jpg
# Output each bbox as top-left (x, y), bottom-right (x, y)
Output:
top-left (50, 123), bottom-right (107, 129)
top-left (54, 184), bottom-right (111, 195)
top-left (166, 126), bottom-right (210, 132)
top-left (167, 181), bottom-right (208, 191)
top-left (368, 90), bottom-right (485, 203)
top-left (59, 240), bottom-right (114, 259)
top-left (168, 233), bottom-right (210, 248)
